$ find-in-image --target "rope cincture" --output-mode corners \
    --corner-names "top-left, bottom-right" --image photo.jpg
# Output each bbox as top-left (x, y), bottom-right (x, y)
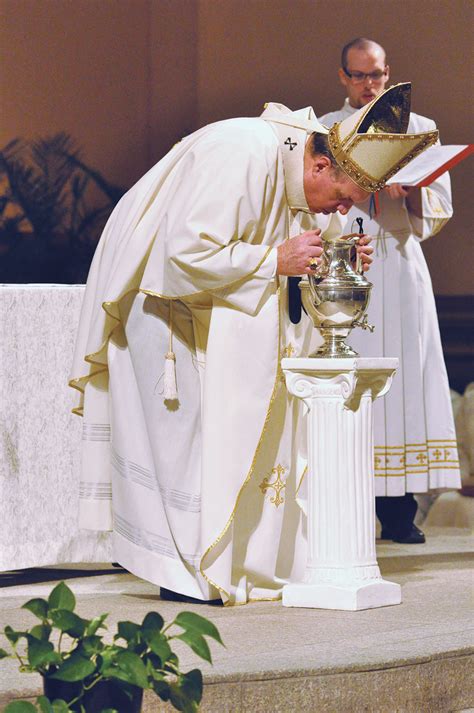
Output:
top-left (164, 300), bottom-right (178, 401)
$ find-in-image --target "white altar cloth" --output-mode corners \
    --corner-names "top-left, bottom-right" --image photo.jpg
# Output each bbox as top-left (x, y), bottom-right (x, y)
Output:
top-left (0, 284), bottom-right (112, 571)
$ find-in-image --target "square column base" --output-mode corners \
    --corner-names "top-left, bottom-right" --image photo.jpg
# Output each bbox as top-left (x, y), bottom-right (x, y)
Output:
top-left (282, 579), bottom-right (401, 611)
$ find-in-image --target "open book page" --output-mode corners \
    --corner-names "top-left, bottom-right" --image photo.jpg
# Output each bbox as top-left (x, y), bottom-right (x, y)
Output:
top-left (386, 144), bottom-right (473, 187)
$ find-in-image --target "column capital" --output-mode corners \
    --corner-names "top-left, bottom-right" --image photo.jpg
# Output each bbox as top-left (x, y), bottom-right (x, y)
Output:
top-left (282, 357), bottom-right (398, 411)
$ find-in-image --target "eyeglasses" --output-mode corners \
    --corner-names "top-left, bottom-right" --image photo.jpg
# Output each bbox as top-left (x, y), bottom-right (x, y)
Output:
top-left (343, 67), bottom-right (388, 84)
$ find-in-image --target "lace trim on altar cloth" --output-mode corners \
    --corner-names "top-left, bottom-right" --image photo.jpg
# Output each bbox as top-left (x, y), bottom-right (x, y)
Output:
top-left (111, 448), bottom-right (201, 513)
top-left (114, 513), bottom-right (201, 566)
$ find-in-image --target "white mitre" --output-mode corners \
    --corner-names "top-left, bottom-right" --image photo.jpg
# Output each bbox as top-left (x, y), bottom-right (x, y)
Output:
top-left (325, 82), bottom-right (439, 192)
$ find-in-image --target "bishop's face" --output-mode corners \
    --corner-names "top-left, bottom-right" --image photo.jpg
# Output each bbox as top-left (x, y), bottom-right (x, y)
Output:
top-left (338, 47), bottom-right (389, 109)
top-left (304, 159), bottom-right (370, 215)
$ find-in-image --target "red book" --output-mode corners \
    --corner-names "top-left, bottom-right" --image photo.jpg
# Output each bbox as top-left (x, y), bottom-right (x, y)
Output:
top-left (386, 144), bottom-right (474, 187)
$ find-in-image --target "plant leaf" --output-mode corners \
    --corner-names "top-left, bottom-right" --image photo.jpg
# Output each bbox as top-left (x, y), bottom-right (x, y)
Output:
top-left (22, 598), bottom-right (49, 620)
top-left (0, 647), bottom-right (9, 659)
top-left (176, 631), bottom-right (212, 664)
top-left (97, 645), bottom-right (124, 672)
top-left (152, 678), bottom-right (170, 701)
top-left (115, 621), bottom-right (140, 643)
top-left (50, 610), bottom-right (86, 638)
top-left (3, 703), bottom-right (38, 712)
top-left (113, 650), bottom-right (149, 688)
top-left (29, 625), bottom-right (52, 642)
top-left (48, 583), bottom-right (75, 613)
top-left (49, 651), bottom-right (96, 682)
top-left (51, 702), bottom-right (72, 713)
top-left (36, 696), bottom-right (53, 713)
top-left (142, 612), bottom-right (164, 635)
top-left (100, 668), bottom-right (132, 686)
top-left (5, 626), bottom-right (25, 645)
top-left (180, 669), bottom-right (203, 704)
top-left (27, 638), bottom-right (60, 668)
top-left (141, 612), bottom-right (170, 662)
top-left (145, 653), bottom-right (160, 668)
top-left (174, 612), bottom-right (223, 645)
top-left (167, 652), bottom-right (179, 668)
top-left (85, 613), bottom-right (108, 636)
top-left (80, 635), bottom-right (103, 656)
top-left (143, 630), bottom-right (171, 663)
top-left (169, 682), bottom-right (199, 713)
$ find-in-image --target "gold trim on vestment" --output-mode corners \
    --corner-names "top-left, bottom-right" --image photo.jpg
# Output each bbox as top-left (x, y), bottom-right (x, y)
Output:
top-left (417, 465), bottom-right (461, 470)
top-left (375, 467), bottom-right (461, 477)
top-left (199, 287), bottom-right (283, 603)
top-left (425, 187), bottom-right (444, 216)
top-left (223, 594), bottom-right (282, 608)
top-left (67, 287), bottom-right (141, 415)
top-left (430, 218), bottom-right (449, 237)
top-left (426, 439), bottom-right (458, 443)
top-left (140, 245), bottom-right (275, 302)
top-left (373, 439), bottom-right (459, 478)
top-left (295, 465), bottom-right (308, 498)
top-left (375, 440), bottom-right (458, 448)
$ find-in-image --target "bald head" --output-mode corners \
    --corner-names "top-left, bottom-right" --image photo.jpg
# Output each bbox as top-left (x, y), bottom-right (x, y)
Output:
top-left (341, 38), bottom-right (386, 70)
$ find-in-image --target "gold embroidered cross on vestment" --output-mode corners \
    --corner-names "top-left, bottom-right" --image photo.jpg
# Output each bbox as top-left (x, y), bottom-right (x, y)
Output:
top-left (259, 464), bottom-right (287, 508)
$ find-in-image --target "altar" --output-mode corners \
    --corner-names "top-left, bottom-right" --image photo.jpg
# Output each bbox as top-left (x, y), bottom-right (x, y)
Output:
top-left (0, 284), bottom-right (112, 571)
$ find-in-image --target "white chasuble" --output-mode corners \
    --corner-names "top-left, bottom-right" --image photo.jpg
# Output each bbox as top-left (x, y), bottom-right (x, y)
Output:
top-left (70, 107), bottom-right (331, 604)
top-left (319, 102), bottom-right (461, 496)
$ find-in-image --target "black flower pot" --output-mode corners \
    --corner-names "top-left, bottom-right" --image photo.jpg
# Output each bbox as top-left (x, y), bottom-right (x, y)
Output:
top-left (43, 676), bottom-right (143, 712)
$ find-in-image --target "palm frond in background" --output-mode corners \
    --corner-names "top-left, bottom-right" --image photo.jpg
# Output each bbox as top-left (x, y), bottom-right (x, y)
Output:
top-left (0, 133), bottom-right (125, 283)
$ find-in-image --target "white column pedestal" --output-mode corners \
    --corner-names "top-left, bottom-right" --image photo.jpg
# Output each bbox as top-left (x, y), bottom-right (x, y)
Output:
top-left (282, 357), bottom-right (401, 611)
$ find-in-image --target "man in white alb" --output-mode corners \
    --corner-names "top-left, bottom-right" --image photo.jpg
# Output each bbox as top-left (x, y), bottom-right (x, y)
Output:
top-left (71, 84), bottom-right (438, 604)
top-left (319, 38), bottom-right (461, 543)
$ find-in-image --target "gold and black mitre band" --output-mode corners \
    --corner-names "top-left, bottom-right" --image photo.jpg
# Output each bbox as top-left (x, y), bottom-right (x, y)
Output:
top-left (328, 123), bottom-right (439, 193)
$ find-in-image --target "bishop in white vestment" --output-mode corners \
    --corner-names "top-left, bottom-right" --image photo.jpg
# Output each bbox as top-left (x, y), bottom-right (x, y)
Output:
top-left (70, 87), bottom-right (438, 603)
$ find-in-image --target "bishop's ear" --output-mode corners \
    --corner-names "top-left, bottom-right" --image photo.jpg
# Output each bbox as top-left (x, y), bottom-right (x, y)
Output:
top-left (313, 154), bottom-right (333, 175)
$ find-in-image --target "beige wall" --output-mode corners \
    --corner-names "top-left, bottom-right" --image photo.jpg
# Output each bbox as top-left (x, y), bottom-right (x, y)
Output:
top-left (0, 0), bottom-right (198, 186)
top-left (1, 0), bottom-right (472, 292)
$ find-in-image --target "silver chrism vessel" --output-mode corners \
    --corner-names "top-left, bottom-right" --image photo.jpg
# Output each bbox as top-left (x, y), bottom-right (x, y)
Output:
top-left (299, 234), bottom-right (374, 358)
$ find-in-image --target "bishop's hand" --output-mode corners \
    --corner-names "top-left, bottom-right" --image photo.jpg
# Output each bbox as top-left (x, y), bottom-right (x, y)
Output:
top-left (276, 230), bottom-right (373, 276)
top-left (276, 229), bottom-right (324, 276)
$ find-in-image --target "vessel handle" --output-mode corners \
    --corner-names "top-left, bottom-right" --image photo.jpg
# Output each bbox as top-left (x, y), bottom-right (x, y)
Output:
top-left (353, 315), bottom-right (375, 332)
top-left (355, 216), bottom-right (365, 276)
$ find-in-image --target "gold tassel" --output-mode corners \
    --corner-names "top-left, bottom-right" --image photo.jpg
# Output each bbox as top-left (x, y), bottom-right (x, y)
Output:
top-left (164, 301), bottom-right (178, 401)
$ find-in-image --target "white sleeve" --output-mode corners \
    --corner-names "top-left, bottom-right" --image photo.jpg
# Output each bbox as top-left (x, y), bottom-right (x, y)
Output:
top-left (406, 120), bottom-right (453, 240)
top-left (159, 133), bottom-right (280, 314)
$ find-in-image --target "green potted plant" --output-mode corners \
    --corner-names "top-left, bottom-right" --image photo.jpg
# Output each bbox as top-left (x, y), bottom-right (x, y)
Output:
top-left (0, 581), bottom-right (224, 712)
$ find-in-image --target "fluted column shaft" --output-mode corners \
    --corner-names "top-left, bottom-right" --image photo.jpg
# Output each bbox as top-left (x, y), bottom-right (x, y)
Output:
top-left (282, 357), bottom-right (402, 610)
